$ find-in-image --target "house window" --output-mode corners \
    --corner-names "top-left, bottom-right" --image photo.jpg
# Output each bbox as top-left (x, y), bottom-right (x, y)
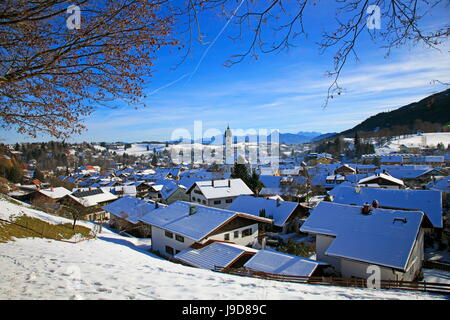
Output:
top-left (198, 198), bottom-right (201, 203)
top-left (165, 246), bottom-right (174, 255)
top-left (202, 200), bottom-right (206, 204)
top-left (226, 199), bottom-right (233, 203)
top-left (242, 228), bottom-right (253, 237)
top-left (176, 235), bottom-right (184, 243)
top-left (224, 233), bottom-right (230, 241)
top-left (165, 231), bottom-right (173, 238)
top-left (194, 190), bottom-right (202, 195)
top-left (192, 197), bottom-right (196, 201)
top-left (214, 200), bottom-right (221, 205)
top-left (175, 250), bottom-right (180, 254)
top-left (234, 231), bottom-right (239, 238)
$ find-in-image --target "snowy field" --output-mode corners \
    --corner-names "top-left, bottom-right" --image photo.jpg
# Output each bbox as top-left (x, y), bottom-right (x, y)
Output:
top-left (0, 198), bottom-right (448, 300)
top-left (376, 132), bottom-right (450, 155)
top-left (111, 143), bottom-right (167, 156)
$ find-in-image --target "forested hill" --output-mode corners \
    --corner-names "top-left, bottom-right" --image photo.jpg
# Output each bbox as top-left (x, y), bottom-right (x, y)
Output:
top-left (340, 89), bottom-right (450, 137)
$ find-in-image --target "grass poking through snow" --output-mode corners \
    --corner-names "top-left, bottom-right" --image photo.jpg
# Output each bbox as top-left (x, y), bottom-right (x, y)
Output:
top-left (0, 215), bottom-right (93, 243)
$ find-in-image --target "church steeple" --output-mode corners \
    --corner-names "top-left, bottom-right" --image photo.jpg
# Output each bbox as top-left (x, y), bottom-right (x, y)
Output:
top-left (224, 125), bottom-right (233, 164)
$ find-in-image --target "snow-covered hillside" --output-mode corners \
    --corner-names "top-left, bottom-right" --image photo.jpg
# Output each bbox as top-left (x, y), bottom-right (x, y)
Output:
top-left (112, 143), bottom-right (166, 156)
top-left (0, 198), bottom-right (446, 300)
top-left (376, 132), bottom-right (450, 155)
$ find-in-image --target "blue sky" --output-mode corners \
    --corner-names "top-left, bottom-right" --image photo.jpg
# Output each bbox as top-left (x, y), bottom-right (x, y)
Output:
top-left (2, 1), bottom-right (449, 143)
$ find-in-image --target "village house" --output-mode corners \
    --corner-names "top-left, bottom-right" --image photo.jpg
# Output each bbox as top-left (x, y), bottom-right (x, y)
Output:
top-left (103, 196), bottom-right (165, 237)
top-left (300, 201), bottom-right (426, 281)
top-left (185, 179), bottom-right (253, 208)
top-left (30, 187), bottom-right (72, 205)
top-left (410, 156), bottom-right (445, 167)
top-left (174, 242), bottom-right (258, 271)
top-left (147, 180), bottom-right (189, 204)
top-left (334, 164), bottom-right (357, 176)
top-left (242, 249), bottom-right (329, 278)
top-left (258, 175), bottom-right (307, 200)
top-left (328, 185), bottom-right (443, 229)
top-left (227, 195), bottom-right (306, 234)
top-left (139, 201), bottom-right (272, 259)
top-left (380, 155), bottom-right (404, 165)
top-left (382, 167), bottom-right (445, 187)
top-left (59, 188), bottom-right (118, 222)
top-left (358, 173), bottom-right (405, 189)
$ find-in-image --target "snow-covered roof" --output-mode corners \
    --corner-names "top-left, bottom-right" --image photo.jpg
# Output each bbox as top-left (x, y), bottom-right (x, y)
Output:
top-left (174, 242), bottom-right (257, 270)
top-left (227, 195), bottom-right (299, 227)
top-left (151, 180), bottom-right (185, 199)
top-left (410, 156), bottom-right (444, 163)
top-left (381, 168), bottom-right (442, 180)
top-left (381, 155), bottom-right (404, 163)
top-left (300, 201), bottom-right (424, 271)
top-left (67, 189), bottom-right (118, 207)
top-left (37, 187), bottom-right (71, 199)
top-left (329, 185), bottom-right (442, 228)
top-left (244, 249), bottom-right (327, 277)
top-left (139, 201), bottom-right (271, 242)
top-left (187, 179), bottom-right (253, 199)
top-left (326, 175), bottom-right (346, 181)
top-left (427, 175), bottom-right (450, 193)
top-left (335, 164), bottom-right (357, 173)
top-left (102, 197), bottom-right (163, 224)
top-left (358, 173), bottom-right (404, 186)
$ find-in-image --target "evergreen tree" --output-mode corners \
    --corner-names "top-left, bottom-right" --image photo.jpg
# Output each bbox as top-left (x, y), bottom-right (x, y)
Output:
top-left (231, 162), bottom-right (250, 182)
top-left (247, 169), bottom-right (264, 194)
top-left (8, 164), bottom-right (22, 183)
top-left (151, 153), bottom-right (158, 166)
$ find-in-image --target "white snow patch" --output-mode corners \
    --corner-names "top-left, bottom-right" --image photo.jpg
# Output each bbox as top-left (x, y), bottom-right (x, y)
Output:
top-left (376, 132), bottom-right (450, 155)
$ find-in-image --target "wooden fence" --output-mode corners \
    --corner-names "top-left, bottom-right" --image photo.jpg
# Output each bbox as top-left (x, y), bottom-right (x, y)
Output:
top-left (214, 266), bottom-right (450, 295)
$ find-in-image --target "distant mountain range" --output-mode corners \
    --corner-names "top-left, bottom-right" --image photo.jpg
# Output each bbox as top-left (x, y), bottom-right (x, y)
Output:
top-left (206, 131), bottom-right (329, 145)
top-left (167, 131), bottom-right (333, 145)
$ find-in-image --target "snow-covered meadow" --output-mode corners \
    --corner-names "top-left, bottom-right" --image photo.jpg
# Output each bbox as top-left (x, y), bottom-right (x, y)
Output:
top-left (0, 198), bottom-right (448, 300)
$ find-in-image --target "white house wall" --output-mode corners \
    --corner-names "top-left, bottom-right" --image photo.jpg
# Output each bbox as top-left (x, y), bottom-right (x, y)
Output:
top-left (151, 226), bottom-right (196, 258)
top-left (315, 234), bottom-right (341, 271)
top-left (205, 223), bottom-right (259, 247)
top-left (190, 185), bottom-right (236, 208)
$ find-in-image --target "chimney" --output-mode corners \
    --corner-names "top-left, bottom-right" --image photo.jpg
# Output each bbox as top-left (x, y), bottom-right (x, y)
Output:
top-left (372, 200), bottom-right (379, 208)
top-left (155, 201), bottom-right (159, 209)
top-left (259, 209), bottom-right (266, 218)
top-left (228, 179), bottom-right (231, 187)
top-left (189, 205), bottom-right (197, 215)
top-left (212, 179), bottom-right (214, 187)
top-left (361, 202), bottom-right (372, 215)
top-left (276, 198), bottom-right (281, 207)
